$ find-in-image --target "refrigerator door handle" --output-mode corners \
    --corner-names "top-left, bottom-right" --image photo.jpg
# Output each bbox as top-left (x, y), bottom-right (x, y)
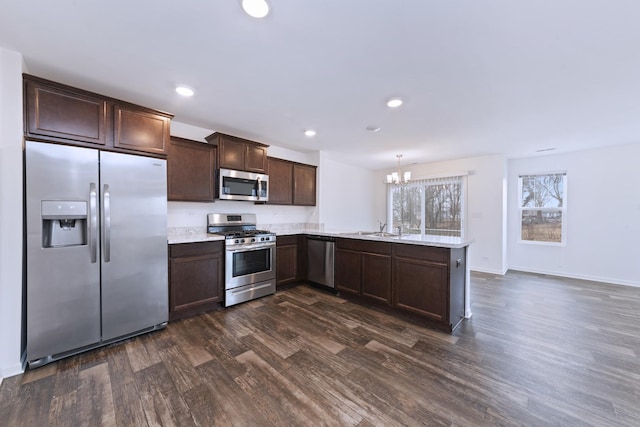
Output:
top-left (103, 184), bottom-right (111, 262)
top-left (89, 183), bottom-right (98, 263)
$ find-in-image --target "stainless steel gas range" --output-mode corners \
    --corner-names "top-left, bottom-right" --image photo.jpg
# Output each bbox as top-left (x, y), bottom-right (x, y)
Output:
top-left (207, 213), bottom-right (276, 307)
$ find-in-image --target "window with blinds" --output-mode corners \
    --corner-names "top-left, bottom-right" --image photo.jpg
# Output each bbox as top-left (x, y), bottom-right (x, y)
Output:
top-left (518, 172), bottom-right (567, 244)
top-left (388, 175), bottom-right (466, 237)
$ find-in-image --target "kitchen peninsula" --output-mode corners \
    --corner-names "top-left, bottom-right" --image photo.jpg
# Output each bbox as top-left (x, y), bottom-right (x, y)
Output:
top-left (285, 230), bottom-right (469, 332)
top-left (169, 226), bottom-right (471, 332)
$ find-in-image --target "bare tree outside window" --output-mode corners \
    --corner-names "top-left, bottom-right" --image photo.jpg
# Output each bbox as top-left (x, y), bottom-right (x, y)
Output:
top-left (391, 185), bottom-right (421, 234)
top-left (389, 176), bottom-right (465, 237)
top-left (519, 173), bottom-right (566, 243)
top-left (425, 183), bottom-right (462, 236)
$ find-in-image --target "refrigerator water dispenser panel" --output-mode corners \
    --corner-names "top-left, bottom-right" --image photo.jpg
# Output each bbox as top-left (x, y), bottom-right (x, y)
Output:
top-left (41, 200), bottom-right (87, 247)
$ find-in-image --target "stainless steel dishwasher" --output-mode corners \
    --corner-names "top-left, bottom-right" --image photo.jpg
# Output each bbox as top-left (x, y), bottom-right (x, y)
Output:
top-left (306, 235), bottom-right (335, 288)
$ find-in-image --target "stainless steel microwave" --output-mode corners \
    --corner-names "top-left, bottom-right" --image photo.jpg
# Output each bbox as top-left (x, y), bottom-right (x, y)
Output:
top-left (219, 168), bottom-right (269, 202)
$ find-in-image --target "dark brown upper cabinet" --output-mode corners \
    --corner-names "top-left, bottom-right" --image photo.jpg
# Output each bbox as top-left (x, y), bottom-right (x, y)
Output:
top-left (267, 157), bottom-right (293, 205)
top-left (205, 132), bottom-right (268, 173)
top-left (112, 105), bottom-right (170, 155)
top-left (24, 77), bottom-right (108, 146)
top-left (23, 74), bottom-right (172, 157)
top-left (267, 157), bottom-right (317, 206)
top-left (167, 137), bottom-right (217, 202)
top-left (293, 163), bottom-right (317, 206)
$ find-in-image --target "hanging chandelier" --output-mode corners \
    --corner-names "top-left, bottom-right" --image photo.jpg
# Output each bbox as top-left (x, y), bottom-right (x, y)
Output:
top-left (386, 154), bottom-right (411, 184)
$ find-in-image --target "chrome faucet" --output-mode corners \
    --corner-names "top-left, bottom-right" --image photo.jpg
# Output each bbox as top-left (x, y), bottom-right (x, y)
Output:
top-left (378, 220), bottom-right (387, 233)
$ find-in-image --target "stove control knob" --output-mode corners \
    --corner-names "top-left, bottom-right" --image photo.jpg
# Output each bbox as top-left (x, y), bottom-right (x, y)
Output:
top-left (251, 238), bottom-right (256, 242)
top-left (235, 239), bottom-right (240, 244)
top-left (260, 237), bottom-right (265, 241)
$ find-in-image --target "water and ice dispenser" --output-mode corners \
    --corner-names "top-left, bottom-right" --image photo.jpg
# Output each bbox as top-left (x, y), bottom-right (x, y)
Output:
top-left (41, 201), bottom-right (88, 248)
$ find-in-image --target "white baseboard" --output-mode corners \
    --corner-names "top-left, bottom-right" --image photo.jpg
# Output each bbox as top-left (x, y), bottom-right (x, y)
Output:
top-left (1, 362), bottom-right (24, 381)
top-left (506, 266), bottom-right (640, 288)
top-left (469, 266), bottom-right (508, 275)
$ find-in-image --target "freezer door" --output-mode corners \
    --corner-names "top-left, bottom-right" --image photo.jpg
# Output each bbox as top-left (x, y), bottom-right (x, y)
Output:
top-left (25, 141), bottom-right (101, 361)
top-left (100, 151), bottom-right (168, 340)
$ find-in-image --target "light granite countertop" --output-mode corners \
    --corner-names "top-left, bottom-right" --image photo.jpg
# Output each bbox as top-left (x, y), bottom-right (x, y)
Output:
top-left (277, 229), bottom-right (472, 249)
top-left (167, 227), bottom-right (224, 245)
top-left (169, 226), bottom-right (471, 249)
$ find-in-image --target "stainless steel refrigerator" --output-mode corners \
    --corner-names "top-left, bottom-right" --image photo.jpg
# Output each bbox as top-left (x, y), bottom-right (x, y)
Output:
top-left (25, 140), bottom-right (168, 368)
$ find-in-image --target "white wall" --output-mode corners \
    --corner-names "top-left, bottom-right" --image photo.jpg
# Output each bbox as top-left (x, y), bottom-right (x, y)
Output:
top-left (376, 154), bottom-right (508, 274)
top-left (317, 152), bottom-right (379, 232)
top-left (508, 144), bottom-right (640, 286)
top-left (0, 47), bottom-right (25, 380)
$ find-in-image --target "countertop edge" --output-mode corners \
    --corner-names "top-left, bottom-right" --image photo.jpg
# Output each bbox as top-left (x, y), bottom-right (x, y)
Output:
top-left (168, 234), bottom-right (225, 245)
top-left (168, 229), bottom-right (471, 249)
top-left (300, 231), bottom-right (472, 249)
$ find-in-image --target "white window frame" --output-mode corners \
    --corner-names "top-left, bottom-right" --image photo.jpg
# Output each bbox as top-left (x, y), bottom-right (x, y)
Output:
top-left (518, 171), bottom-right (567, 246)
top-left (387, 174), bottom-right (467, 239)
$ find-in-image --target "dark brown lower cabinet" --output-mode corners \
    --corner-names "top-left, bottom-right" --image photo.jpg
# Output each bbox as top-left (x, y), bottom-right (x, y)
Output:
top-left (393, 257), bottom-right (448, 321)
top-left (361, 252), bottom-right (393, 303)
top-left (169, 241), bottom-right (224, 321)
top-left (335, 238), bottom-right (392, 303)
top-left (335, 248), bottom-right (361, 295)
top-left (336, 237), bottom-right (466, 331)
top-left (276, 235), bottom-right (302, 288)
top-left (392, 244), bottom-right (466, 331)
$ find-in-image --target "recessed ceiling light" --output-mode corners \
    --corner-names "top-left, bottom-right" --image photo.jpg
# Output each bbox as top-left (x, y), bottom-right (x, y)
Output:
top-left (366, 125), bottom-right (381, 132)
top-left (386, 98), bottom-right (403, 108)
top-left (304, 129), bottom-right (316, 137)
top-left (175, 86), bottom-right (194, 97)
top-left (242, 0), bottom-right (269, 18)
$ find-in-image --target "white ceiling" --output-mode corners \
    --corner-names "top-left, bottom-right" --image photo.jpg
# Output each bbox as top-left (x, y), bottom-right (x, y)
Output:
top-left (1, 0), bottom-right (640, 170)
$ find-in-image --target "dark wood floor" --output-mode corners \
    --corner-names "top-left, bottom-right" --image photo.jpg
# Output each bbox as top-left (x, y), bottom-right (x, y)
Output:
top-left (2, 271), bottom-right (640, 426)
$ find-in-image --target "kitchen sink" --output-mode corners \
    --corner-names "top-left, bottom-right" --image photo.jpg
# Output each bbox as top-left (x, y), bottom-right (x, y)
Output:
top-left (352, 231), bottom-right (399, 237)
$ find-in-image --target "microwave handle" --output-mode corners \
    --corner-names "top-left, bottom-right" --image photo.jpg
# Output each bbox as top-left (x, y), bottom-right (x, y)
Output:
top-left (256, 177), bottom-right (262, 201)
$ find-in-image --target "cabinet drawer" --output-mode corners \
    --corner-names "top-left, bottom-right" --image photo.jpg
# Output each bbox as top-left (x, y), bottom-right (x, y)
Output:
top-left (337, 238), bottom-right (392, 255)
top-left (276, 235), bottom-right (299, 246)
top-left (169, 241), bottom-right (224, 258)
top-left (393, 243), bottom-right (449, 264)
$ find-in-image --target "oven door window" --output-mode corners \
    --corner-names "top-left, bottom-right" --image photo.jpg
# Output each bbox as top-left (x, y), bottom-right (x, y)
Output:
top-left (232, 248), bottom-right (271, 277)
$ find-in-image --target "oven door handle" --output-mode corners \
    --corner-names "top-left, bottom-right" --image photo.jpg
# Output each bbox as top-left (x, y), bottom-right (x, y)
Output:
top-left (226, 243), bottom-right (276, 252)
top-left (230, 282), bottom-right (273, 296)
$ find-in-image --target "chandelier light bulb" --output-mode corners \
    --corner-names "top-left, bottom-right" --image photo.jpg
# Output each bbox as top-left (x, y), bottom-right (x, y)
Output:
top-left (386, 154), bottom-right (411, 185)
